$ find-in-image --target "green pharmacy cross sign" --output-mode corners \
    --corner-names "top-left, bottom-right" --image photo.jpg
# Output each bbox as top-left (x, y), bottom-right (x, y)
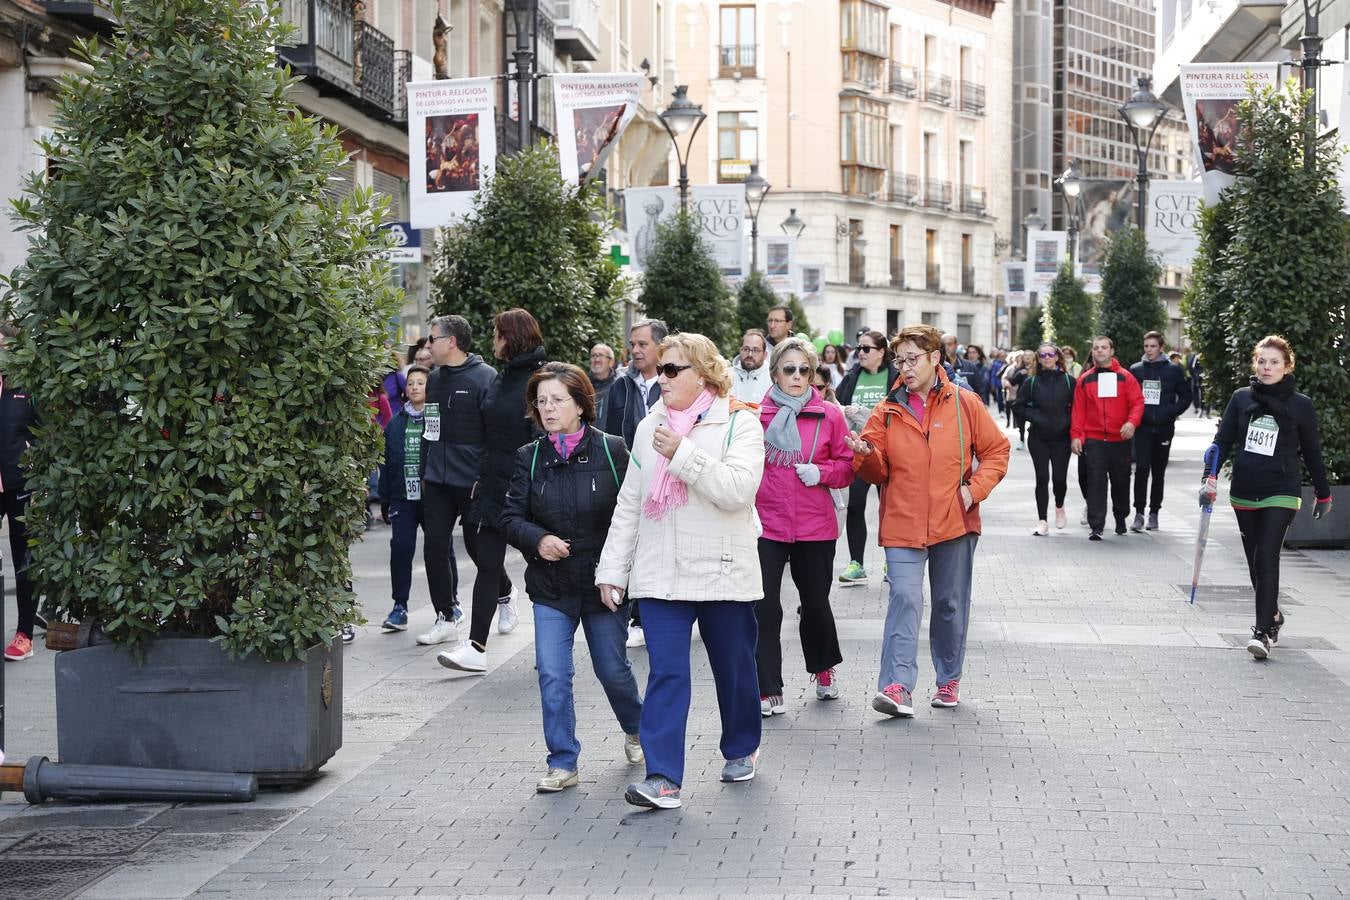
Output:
top-left (609, 245), bottom-right (629, 267)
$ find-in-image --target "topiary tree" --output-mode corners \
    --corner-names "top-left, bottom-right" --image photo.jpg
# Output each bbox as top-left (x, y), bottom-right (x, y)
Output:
top-left (1, 0), bottom-right (400, 660)
top-left (736, 269), bottom-right (775, 344)
top-left (1016, 305), bottom-right (1044, 350)
top-left (786, 295), bottom-right (814, 339)
top-left (1097, 226), bottom-right (1165, 360)
top-left (1044, 260), bottom-right (1096, 360)
top-left (1182, 199), bottom-right (1240, 405)
top-left (430, 143), bottom-right (624, 367)
top-left (638, 211), bottom-right (732, 348)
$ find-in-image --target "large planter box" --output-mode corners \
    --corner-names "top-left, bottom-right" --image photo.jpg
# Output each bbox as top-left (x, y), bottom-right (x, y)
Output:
top-left (54, 635), bottom-right (341, 786)
top-left (1284, 485), bottom-right (1350, 549)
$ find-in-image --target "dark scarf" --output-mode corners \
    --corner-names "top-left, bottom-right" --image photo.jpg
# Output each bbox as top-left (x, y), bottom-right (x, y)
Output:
top-left (1246, 375), bottom-right (1297, 428)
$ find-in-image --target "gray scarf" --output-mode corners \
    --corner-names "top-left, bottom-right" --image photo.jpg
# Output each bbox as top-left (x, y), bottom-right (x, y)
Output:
top-left (764, 384), bottom-right (810, 467)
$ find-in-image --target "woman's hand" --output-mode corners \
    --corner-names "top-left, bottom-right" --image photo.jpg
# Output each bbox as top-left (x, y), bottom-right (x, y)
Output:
top-left (845, 431), bottom-right (873, 456)
top-left (653, 425), bottom-right (682, 460)
top-left (960, 486), bottom-right (974, 511)
top-left (537, 535), bottom-right (570, 561)
top-left (597, 583), bottom-right (624, 612)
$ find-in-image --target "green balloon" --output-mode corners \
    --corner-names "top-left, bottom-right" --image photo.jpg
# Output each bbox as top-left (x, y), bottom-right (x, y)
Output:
top-left (812, 336), bottom-right (828, 352)
top-left (795, 332), bottom-right (809, 342)
top-left (827, 329), bottom-right (845, 345)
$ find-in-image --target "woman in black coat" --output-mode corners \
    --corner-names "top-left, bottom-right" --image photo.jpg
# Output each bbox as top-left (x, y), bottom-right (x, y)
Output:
top-left (1015, 343), bottom-right (1075, 535)
top-left (437, 308), bottom-right (545, 674)
top-left (1204, 335), bottom-right (1332, 659)
top-left (500, 362), bottom-right (643, 793)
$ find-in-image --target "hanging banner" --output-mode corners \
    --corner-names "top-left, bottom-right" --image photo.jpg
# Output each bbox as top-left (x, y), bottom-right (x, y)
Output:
top-left (799, 262), bottom-right (825, 302)
top-left (1026, 230), bottom-right (1067, 291)
top-left (1076, 179), bottom-right (1135, 295)
top-left (1001, 261), bottom-right (1029, 308)
top-left (408, 77), bottom-right (496, 229)
top-left (761, 235), bottom-right (798, 296)
top-left (1147, 180), bottom-right (1203, 267)
top-left (624, 185), bottom-right (747, 277)
top-left (553, 74), bottom-right (646, 186)
top-left (1179, 63), bottom-right (1281, 205)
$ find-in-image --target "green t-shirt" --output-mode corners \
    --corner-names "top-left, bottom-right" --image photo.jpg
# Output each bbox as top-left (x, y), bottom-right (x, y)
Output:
top-left (853, 369), bottom-right (890, 409)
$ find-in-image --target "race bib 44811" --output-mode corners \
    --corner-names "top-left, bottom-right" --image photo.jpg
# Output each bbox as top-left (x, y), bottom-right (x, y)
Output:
top-left (1245, 415), bottom-right (1278, 457)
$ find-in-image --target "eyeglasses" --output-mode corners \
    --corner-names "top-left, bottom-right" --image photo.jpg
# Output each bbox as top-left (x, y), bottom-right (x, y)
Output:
top-left (426, 334), bottom-right (445, 344)
top-left (740, 346), bottom-right (765, 354)
top-left (534, 396), bottom-right (574, 409)
top-left (779, 365), bottom-right (811, 377)
top-left (657, 363), bottom-right (693, 379)
top-left (897, 353), bottom-right (929, 369)
top-left (1038, 351), bottom-right (1058, 359)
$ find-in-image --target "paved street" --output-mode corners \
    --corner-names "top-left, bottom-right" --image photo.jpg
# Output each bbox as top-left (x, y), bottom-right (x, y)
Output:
top-left (3, 413), bottom-right (1350, 898)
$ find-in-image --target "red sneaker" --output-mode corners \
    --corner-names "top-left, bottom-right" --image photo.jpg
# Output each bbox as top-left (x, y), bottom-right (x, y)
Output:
top-left (871, 683), bottom-right (913, 717)
top-left (4, 633), bottom-right (33, 662)
top-left (932, 679), bottom-right (960, 708)
top-left (813, 668), bottom-right (839, 700)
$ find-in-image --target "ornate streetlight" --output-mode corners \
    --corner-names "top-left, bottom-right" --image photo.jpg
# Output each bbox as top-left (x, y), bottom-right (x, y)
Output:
top-left (1054, 160), bottom-right (1082, 267)
top-left (506, 0), bottom-right (538, 154)
top-left (780, 208), bottom-right (806, 238)
top-left (658, 85), bottom-right (708, 213)
top-left (743, 163), bottom-right (771, 273)
top-left (1118, 76), bottom-right (1170, 230)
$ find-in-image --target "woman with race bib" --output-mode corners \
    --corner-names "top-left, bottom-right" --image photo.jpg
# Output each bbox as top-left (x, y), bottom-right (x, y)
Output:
top-left (1203, 335), bottom-right (1332, 660)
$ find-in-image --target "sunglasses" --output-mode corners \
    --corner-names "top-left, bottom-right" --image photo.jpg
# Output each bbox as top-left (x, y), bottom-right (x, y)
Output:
top-left (779, 365), bottom-right (811, 377)
top-left (657, 363), bottom-right (693, 378)
top-left (1038, 351), bottom-right (1058, 358)
top-left (858, 345), bottom-right (880, 353)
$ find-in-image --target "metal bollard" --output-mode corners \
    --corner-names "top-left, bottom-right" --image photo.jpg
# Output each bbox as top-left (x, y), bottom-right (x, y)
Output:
top-left (20, 756), bottom-right (258, 804)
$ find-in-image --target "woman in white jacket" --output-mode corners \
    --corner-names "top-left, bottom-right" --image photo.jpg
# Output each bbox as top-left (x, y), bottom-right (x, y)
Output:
top-left (596, 332), bottom-right (766, 810)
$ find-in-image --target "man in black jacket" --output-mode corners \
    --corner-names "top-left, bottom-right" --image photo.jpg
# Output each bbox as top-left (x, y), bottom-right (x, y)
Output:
top-left (1129, 331), bottom-right (1192, 532)
top-left (416, 314), bottom-right (498, 646)
top-left (603, 318), bottom-right (666, 448)
top-left (0, 328), bottom-right (39, 662)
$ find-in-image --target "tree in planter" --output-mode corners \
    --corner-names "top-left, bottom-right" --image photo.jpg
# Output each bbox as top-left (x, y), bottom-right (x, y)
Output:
top-left (736, 270), bottom-right (776, 341)
top-left (2, 0), bottom-right (400, 661)
top-left (1016, 305), bottom-right (1045, 350)
top-left (431, 143), bottom-right (624, 367)
top-left (1181, 200), bottom-right (1240, 404)
top-left (1044, 261), bottom-right (1095, 360)
top-left (638, 211), bottom-right (732, 348)
top-left (1097, 226), bottom-right (1165, 359)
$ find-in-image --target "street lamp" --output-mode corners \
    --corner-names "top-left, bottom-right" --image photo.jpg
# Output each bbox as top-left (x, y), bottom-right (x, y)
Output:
top-left (781, 208), bottom-right (806, 238)
top-left (1118, 75), bottom-right (1170, 230)
top-left (743, 163), bottom-right (771, 273)
top-left (1054, 159), bottom-right (1082, 267)
top-left (506, 0), bottom-right (538, 154)
top-left (658, 85), bottom-right (707, 213)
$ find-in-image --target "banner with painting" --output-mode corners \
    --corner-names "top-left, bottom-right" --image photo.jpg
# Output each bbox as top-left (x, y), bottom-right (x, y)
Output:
top-left (1001, 262), bottom-right (1030, 308)
top-left (1075, 179), bottom-right (1135, 294)
top-left (407, 78), bottom-right (496, 229)
top-left (1179, 63), bottom-right (1281, 205)
top-left (1147, 180), bottom-right (1203, 267)
top-left (1026, 230), bottom-right (1067, 291)
top-left (624, 185), bottom-right (746, 277)
top-left (760, 235), bottom-right (798, 296)
top-left (552, 74), bottom-right (646, 186)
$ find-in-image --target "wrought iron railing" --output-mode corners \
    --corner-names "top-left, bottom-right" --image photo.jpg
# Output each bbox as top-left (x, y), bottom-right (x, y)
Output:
top-left (959, 185), bottom-right (986, 215)
top-left (891, 259), bottom-right (905, 288)
top-left (926, 263), bottom-right (941, 293)
top-left (961, 266), bottom-right (976, 295)
top-left (924, 178), bottom-right (952, 209)
top-left (719, 44), bottom-right (757, 78)
top-left (393, 49), bottom-right (412, 122)
top-left (888, 172), bottom-right (918, 205)
top-left (889, 62), bottom-right (917, 97)
top-left (924, 72), bottom-right (952, 105)
top-left (960, 81), bottom-right (985, 114)
top-left (357, 21), bottom-right (395, 116)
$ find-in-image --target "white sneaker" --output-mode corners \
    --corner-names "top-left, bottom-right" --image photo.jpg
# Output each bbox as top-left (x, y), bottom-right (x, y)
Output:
top-left (437, 640), bottom-right (487, 673)
top-left (626, 625), bottom-right (645, 648)
top-left (496, 587), bottom-right (519, 635)
top-left (416, 612), bottom-right (459, 646)
top-left (623, 733), bottom-right (644, 765)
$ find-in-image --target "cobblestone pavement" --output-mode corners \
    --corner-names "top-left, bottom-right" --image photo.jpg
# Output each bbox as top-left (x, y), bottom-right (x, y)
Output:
top-left (3, 413), bottom-right (1350, 898)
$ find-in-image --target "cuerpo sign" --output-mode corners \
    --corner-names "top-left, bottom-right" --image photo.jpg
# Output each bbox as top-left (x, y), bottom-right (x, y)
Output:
top-left (1146, 181), bottom-right (1202, 268)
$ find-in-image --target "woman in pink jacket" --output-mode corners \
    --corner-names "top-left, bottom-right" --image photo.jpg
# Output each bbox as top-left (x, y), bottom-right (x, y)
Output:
top-left (754, 337), bottom-right (855, 716)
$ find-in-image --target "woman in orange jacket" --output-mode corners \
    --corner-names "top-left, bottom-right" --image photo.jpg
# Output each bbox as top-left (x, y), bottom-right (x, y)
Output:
top-left (846, 324), bottom-right (1010, 717)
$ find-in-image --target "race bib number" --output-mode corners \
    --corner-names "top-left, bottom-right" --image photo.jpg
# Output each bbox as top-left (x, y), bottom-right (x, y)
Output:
top-left (423, 403), bottom-right (441, 441)
top-left (1096, 372), bottom-right (1118, 398)
top-left (1245, 415), bottom-right (1278, 457)
top-left (404, 476), bottom-right (422, 501)
top-left (1142, 380), bottom-right (1161, 406)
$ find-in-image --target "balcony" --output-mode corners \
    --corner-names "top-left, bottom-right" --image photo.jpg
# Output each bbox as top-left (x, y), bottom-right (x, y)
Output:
top-left (923, 179), bottom-right (952, 209)
top-left (924, 72), bottom-right (952, 106)
top-left (926, 263), bottom-right (941, 293)
top-left (42, 0), bottom-right (118, 35)
top-left (356, 21), bottom-right (395, 115)
top-left (888, 62), bottom-right (918, 97)
top-left (890, 259), bottom-right (906, 288)
top-left (392, 50), bottom-right (412, 123)
top-left (959, 185), bottom-right (986, 215)
top-left (554, 0), bottom-right (600, 62)
top-left (719, 44), bottom-right (758, 79)
top-left (961, 266), bottom-right (976, 295)
top-left (888, 172), bottom-right (919, 205)
top-left (277, 1), bottom-right (398, 119)
top-left (960, 81), bottom-right (986, 115)
top-left (849, 251), bottom-right (866, 287)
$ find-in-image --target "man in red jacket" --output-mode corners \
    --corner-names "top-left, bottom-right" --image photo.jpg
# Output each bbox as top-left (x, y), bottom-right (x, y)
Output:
top-left (1070, 335), bottom-right (1144, 540)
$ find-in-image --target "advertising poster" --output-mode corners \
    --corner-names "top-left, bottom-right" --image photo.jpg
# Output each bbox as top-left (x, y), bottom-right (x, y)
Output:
top-left (408, 77), bottom-right (496, 228)
top-left (1147, 180), bottom-right (1203, 267)
top-left (553, 74), bottom-right (646, 186)
top-left (1002, 261), bottom-right (1029, 308)
top-left (624, 185), bottom-right (746, 276)
top-left (1179, 63), bottom-right (1280, 204)
top-left (1026, 230), bottom-right (1067, 291)
top-left (1076, 179), bottom-right (1135, 294)
top-left (799, 263), bottom-right (825, 302)
top-left (761, 235), bottom-right (798, 296)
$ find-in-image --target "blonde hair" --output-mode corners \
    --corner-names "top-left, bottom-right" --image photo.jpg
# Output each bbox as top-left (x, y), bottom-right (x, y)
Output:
top-left (1252, 334), bottom-right (1295, 371)
top-left (769, 337), bottom-right (819, 375)
top-left (658, 332), bottom-right (732, 397)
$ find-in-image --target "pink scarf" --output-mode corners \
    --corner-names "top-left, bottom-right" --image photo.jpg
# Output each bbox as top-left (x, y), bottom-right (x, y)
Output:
top-left (643, 388), bottom-right (718, 520)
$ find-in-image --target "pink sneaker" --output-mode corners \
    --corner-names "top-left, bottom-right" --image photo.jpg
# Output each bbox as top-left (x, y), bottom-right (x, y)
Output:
top-left (813, 668), bottom-right (839, 700)
top-left (932, 680), bottom-right (960, 708)
top-left (3, 633), bottom-right (33, 662)
top-left (871, 683), bottom-right (913, 718)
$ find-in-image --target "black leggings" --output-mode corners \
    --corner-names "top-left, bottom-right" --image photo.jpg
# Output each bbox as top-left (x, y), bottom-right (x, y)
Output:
top-left (845, 476), bottom-right (879, 564)
top-left (467, 524), bottom-right (513, 648)
top-left (2, 489), bottom-right (36, 637)
top-left (1234, 506), bottom-right (1297, 635)
top-left (1027, 433), bottom-right (1071, 520)
top-left (755, 538), bottom-right (842, 695)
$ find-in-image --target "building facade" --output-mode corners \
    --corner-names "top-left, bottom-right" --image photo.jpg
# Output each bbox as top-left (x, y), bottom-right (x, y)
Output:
top-left (666, 0), bottom-right (1011, 349)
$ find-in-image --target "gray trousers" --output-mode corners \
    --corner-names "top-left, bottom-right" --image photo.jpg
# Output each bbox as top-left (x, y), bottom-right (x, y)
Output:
top-left (878, 534), bottom-right (979, 693)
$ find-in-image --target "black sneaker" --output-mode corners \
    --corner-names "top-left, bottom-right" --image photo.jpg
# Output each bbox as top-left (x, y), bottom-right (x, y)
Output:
top-left (1115, 519), bottom-right (1128, 536)
top-left (1129, 513), bottom-right (1145, 533)
top-left (1269, 610), bottom-right (1285, 645)
top-left (1089, 531), bottom-right (1103, 542)
top-left (1247, 627), bottom-right (1270, 660)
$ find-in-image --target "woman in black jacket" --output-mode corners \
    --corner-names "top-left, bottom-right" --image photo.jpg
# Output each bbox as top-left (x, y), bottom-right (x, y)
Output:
top-left (501, 362), bottom-right (643, 793)
top-left (1204, 336), bottom-right (1332, 659)
top-left (835, 331), bottom-right (898, 584)
top-left (1016, 343), bottom-right (1075, 535)
top-left (438, 308), bottom-right (545, 674)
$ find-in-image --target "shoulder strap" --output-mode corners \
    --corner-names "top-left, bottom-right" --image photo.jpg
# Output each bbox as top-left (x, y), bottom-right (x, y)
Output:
top-left (955, 387), bottom-right (966, 484)
top-left (600, 433), bottom-right (620, 487)
top-left (806, 418), bottom-right (823, 464)
top-left (724, 409), bottom-right (739, 455)
top-left (529, 441), bottom-right (540, 481)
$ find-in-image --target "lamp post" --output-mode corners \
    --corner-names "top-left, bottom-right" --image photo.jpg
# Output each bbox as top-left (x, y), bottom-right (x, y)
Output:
top-left (1054, 160), bottom-right (1082, 268)
top-left (1118, 75), bottom-right (1170, 230)
top-left (781, 208), bottom-right (805, 238)
top-left (506, 0), bottom-right (538, 153)
top-left (1301, 1), bottom-right (1324, 169)
top-left (743, 163), bottom-right (771, 274)
top-left (658, 85), bottom-right (708, 213)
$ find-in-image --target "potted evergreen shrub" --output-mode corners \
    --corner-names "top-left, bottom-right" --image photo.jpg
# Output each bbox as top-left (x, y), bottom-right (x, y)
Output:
top-left (2, 0), bottom-right (399, 782)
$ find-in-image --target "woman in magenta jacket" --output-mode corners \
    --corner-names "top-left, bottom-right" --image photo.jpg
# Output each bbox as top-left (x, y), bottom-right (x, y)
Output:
top-left (754, 337), bottom-right (855, 716)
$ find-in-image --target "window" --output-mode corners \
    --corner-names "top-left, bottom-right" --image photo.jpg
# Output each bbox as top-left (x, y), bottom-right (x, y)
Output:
top-left (719, 5), bottom-right (756, 77)
top-left (886, 309), bottom-right (901, 337)
top-left (849, 219), bottom-right (865, 286)
top-left (844, 307), bottom-right (865, 342)
top-left (889, 224), bottom-right (904, 288)
top-left (717, 112), bottom-right (758, 182)
top-left (922, 311), bottom-right (940, 327)
top-left (957, 314), bottom-right (974, 345)
top-left (841, 0), bottom-right (887, 56)
top-left (925, 229), bottom-right (940, 292)
top-left (841, 95), bottom-right (888, 195)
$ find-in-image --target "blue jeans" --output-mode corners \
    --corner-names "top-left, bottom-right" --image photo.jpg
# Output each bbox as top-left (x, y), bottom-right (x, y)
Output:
top-left (879, 534), bottom-right (978, 693)
top-left (533, 603), bottom-right (643, 772)
top-left (638, 598), bottom-right (761, 787)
